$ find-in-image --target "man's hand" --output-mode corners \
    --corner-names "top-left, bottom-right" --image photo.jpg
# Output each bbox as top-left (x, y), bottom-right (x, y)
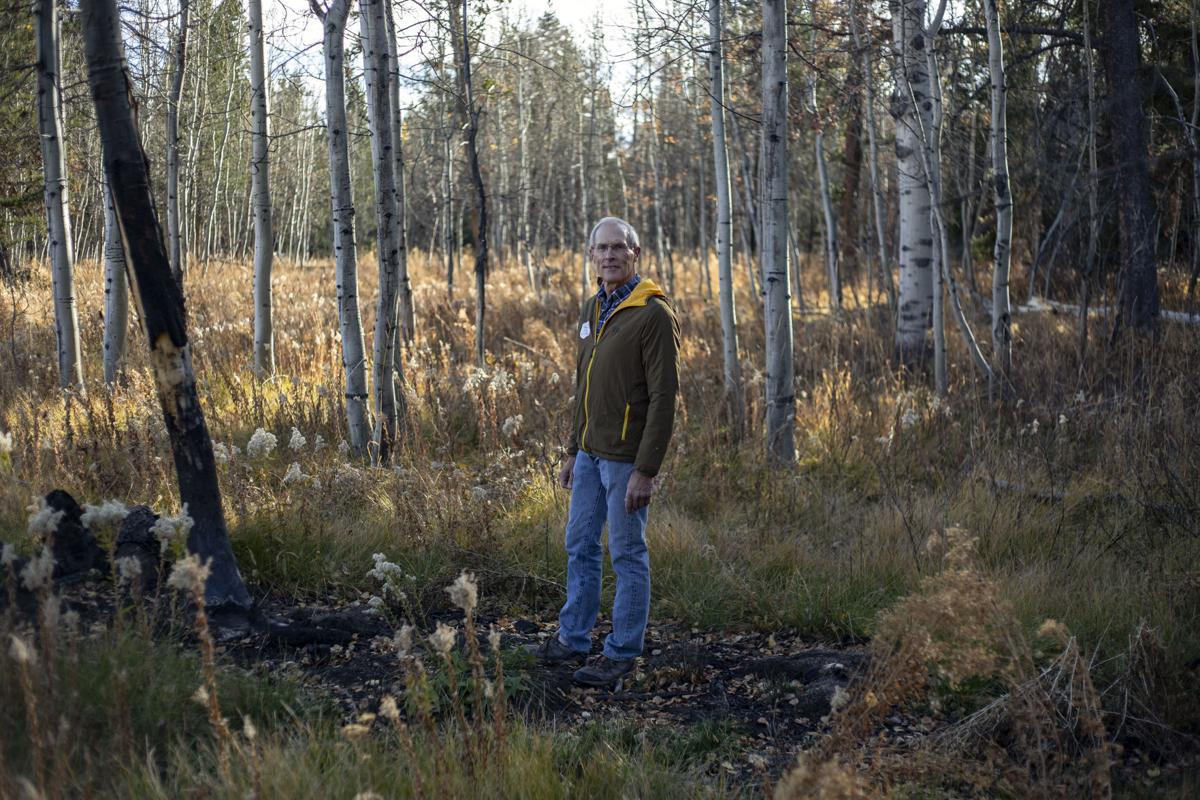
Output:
top-left (559, 454), bottom-right (577, 489)
top-left (625, 470), bottom-right (654, 513)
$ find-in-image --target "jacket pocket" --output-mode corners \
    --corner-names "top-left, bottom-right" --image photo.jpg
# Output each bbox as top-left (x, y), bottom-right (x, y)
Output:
top-left (620, 402), bottom-right (631, 442)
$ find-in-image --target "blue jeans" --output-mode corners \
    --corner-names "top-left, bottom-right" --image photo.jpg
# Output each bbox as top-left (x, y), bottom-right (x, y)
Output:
top-left (558, 452), bottom-right (650, 661)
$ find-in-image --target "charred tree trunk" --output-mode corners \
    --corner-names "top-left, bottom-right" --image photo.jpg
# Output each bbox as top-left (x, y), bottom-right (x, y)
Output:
top-left (1100, 0), bottom-right (1159, 333)
top-left (82, 0), bottom-right (251, 611)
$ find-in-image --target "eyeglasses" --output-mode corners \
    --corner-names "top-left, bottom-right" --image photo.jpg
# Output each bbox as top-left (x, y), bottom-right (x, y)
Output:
top-left (592, 243), bottom-right (631, 254)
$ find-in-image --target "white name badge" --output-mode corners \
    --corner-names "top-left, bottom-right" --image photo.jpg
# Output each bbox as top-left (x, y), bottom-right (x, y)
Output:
top-left (579, 321), bottom-right (591, 339)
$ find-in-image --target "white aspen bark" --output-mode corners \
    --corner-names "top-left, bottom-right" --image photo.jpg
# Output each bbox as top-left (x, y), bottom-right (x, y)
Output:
top-left (383, 0), bottom-right (414, 343)
top-left (248, 0), bottom-right (274, 376)
top-left (102, 176), bottom-right (128, 384)
top-left (850, 0), bottom-right (895, 310)
top-left (167, 0), bottom-right (189, 283)
top-left (360, 0), bottom-right (404, 461)
top-left (984, 0), bottom-right (1012, 390)
top-left (36, 0), bottom-right (83, 390)
top-left (762, 0), bottom-right (794, 462)
top-left (314, 0), bottom-right (370, 455)
top-left (517, 48), bottom-right (536, 293)
top-left (709, 0), bottom-right (745, 439)
top-left (890, 0), bottom-right (933, 366)
top-left (577, 99), bottom-right (590, 294)
top-left (440, 36), bottom-right (455, 298)
top-left (808, 1), bottom-right (841, 310)
top-left (912, 31), bottom-right (994, 390)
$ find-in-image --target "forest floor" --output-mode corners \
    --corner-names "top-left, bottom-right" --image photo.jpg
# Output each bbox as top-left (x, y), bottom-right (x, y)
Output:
top-left (3, 252), bottom-right (1200, 797)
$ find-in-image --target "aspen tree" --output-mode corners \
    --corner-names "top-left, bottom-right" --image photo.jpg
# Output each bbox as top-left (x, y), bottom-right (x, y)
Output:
top-left (102, 176), bottom-right (128, 385)
top-left (36, 0), bottom-right (83, 390)
top-left (167, 0), bottom-right (189, 283)
top-left (360, 0), bottom-right (405, 461)
top-left (708, 0), bottom-right (745, 440)
top-left (984, 0), bottom-right (1013, 391)
top-left (248, 0), bottom-right (274, 376)
top-left (762, 0), bottom-right (795, 462)
top-left (312, 0), bottom-right (371, 455)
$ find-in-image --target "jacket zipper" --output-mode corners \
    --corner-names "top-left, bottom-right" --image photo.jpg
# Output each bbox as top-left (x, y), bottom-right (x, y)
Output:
top-left (620, 403), bottom-right (630, 441)
top-left (581, 299), bottom-right (630, 451)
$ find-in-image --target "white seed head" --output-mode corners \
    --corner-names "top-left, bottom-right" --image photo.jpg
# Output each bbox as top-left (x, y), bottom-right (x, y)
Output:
top-left (115, 556), bottom-right (143, 586)
top-left (8, 634), bottom-right (35, 665)
top-left (488, 626), bottom-right (501, 652)
top-left (192, 685), bottom-right (210, 706)
top-left (445, 570), bottom-right (478, 614)
top-left (394, 624), bottom-right (414, 657)
top-left (212, 442), bottom-right (231, 465)
top-left (1, 542), bottom-right (16, 567)
top-left (81, 500), bottom-right (128, 532)
top-left (167, 554), bottom-right (211, 594)
top-left (0, 430), bottom-right (13, 454)
top-left (379, 695), bottom-right (401, 724)
top-left (20, 545), bottom-right (55, 591)
top-left (151, 505), bottom-right (194, 554)
top-left (429, 622), bottom-right (456, 655)
top-left (246, 427), bottom-right (277, 460)
top-left (243, 715), bottom-right (258, 741)
top-left (289, 427), bottom-right (307, 451)
top-left (26, 498), bottom-right (64, 540)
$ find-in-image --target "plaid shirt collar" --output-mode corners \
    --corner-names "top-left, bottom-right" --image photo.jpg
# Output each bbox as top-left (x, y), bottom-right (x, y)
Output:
top-left (596, 274), bottom-right (641, 330)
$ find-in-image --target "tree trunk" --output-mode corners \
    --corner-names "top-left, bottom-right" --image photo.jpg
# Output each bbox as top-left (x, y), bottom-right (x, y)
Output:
top-left (360, 0), bottom-right (405, 462)
top-left (102, 176), bottom-right (128, 384)
top-left (709, 0), bottom-right (745, 440)
top-left (517, 44), bottom-right (536, 294)
top-left (808, 1), bottom-right (841, 310)
top-left (449, 0), bottom-right (489, 366)
top-left (167, 0), bottom-right (189, 284)
top-left (890, 0), bottom-right (934, 366)
top-left (383, 0), bottom-right (414, 343)
top-left (314, 0), bottom-right (370, 455)
top-left (1100, 0), bottom-right (1158, 332)
top-left (36, 0), bottom-right (83, 390)
top-left (984, 0), bottom-right (1013, 391)
top-left (248, 0), bottom-right (275, 375)
top-left (82, 0), bottom-right (251, 611)
top-left (762, 0), bottom-right (795, 463)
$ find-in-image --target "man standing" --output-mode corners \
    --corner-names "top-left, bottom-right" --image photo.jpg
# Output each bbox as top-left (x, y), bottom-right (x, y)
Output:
top-left (527, 216), bottom-right (681, 686)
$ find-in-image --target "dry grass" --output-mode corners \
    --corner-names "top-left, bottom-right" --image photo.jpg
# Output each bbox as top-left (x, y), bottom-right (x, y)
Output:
top-left (1, 250), bottom-right (1198, 796)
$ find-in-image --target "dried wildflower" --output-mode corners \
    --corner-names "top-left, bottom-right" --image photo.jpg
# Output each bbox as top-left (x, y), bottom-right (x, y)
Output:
top-left (152, 506), bottom-right (194, 555)
top-left (445, 570), bottom-right (478, 614)
top-left (394, 625), bottom-right (414, 657)
top-left (501, 415), bottom-right (523, 437)
top-left (341, 723), bottom-right (371, 740)
top-left (899, 407), bottom-right (919, 430)
top-left (9, 634), bottom-right (35, 665)
top-left (288, 427), bottom-right (307, 451)
top-left (0, 430), bottom-right (13, 454)
top-left (1037, 618), bottom-right (1070, 644)
top-left (242, 716), bottom-right (257, 741)
top-left (246, 427), bottom-right (277, 460)
top-left (829, 684), bottom-right (850, 713)
top-left (115, 556), bottom-right (143, 586)
top-left (366, 595), bottom-right (385, 611)
top-left (81, 500), bottom-right (128, 532)
top-left (313, 434), bottom-right (326, 451)
top-left (167, 554), bottom-right (211, 594)
top-left (192, 685), bottom-right (210, 706)
top-left (429, 622), bottom-right (456, 655)
top-left (488, 626), bottom-right (501, 652)
top-left (212, 443), bottom-right (231, 465)
top-left (379, 695), bottom-right (401, 724)
top-left (20, 546), bottom-right (54, 591)
top-left (489, 368), bottom-right (514, 394)
top-left (282, 462), bottom-right (311, 486)
top-left (470, 485), bottom-right (488, 502)
top-left (26, 498), bottom-right (64, 540)
top-left (1, 542), bottom-right (16, 567)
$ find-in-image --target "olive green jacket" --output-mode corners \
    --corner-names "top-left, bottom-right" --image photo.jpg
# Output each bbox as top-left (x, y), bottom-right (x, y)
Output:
top-left (566, 277), bottom-right (680, 478)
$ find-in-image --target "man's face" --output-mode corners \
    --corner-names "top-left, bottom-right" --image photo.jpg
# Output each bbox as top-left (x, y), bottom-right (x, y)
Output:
top-left (590, 222), bottom-right (640, 291)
